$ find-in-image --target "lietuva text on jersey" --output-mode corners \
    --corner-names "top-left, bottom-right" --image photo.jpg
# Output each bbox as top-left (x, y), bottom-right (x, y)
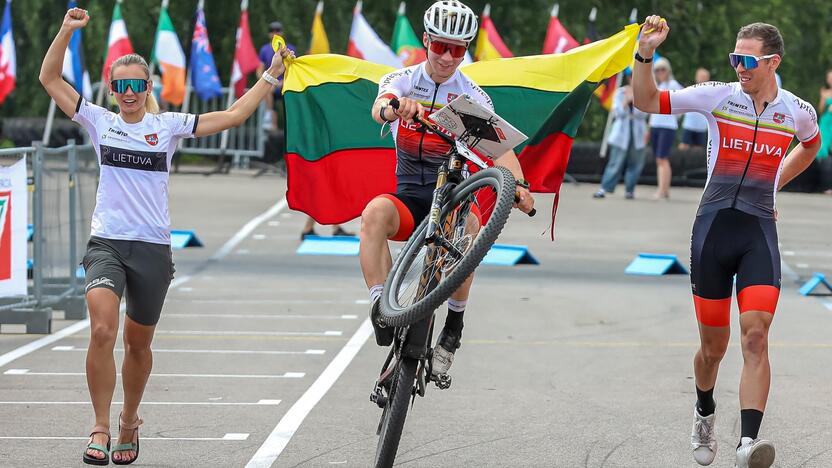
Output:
top-left (72, 97), bottom-right (199, 244)
top-left (378, 63), bottom-right (494, 186)
top-left (658, 81), bottom-right (820, 218)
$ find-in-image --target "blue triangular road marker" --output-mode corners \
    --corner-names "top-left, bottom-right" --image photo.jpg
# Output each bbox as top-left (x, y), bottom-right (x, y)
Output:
top-left (297, 235), bottom-right (360, 256)
top-left (799, 272), bottom-right (832, 296)
top-left (625, 253), bottom-right (689, 276)
top-left (170, 230), bottom-right (204, 249)
top-left (27, 224), bottom-right (33, 242)
top-left (481, 244), bottom-right (540, 266)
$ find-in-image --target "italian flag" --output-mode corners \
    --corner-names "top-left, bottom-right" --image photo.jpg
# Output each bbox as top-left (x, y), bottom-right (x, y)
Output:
top-left (283, 23), bottom-right (640, 225)
top-left (102, 1), bottom-right (133, 83)
top-left (151, 1), bottom-right (186, 105)
top-left (474, 4), bottom-right (512, 61)
top-left (308, 1), bottom-right (330, 55)
top-left (391, 2), bottom-right (425, 66)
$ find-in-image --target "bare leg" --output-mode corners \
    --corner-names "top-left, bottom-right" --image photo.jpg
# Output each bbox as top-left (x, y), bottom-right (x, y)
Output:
top-left (302, 216), bottom-right (315, 235)
top-left (359, 197), bottom-right (399, 288)
top-left (112, 316), bottom-right (155, 463)
top-left (84, 288), bottom-right (120, 461)
top-left (739, 311), bottom-right (773, 411)
top-left (693, 323), bottom-right (730, 393)
top-left (655, 158), bottom-right (672, 198)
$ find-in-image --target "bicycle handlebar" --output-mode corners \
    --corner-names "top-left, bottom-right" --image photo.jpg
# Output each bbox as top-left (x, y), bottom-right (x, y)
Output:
top-left (388, 98), bottom-right (535, 218)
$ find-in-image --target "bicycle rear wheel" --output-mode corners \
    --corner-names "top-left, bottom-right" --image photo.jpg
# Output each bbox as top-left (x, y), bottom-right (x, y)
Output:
top-left (379, 166), bottom-right (516, 327)
top-left (374, 356), bottom-right (418, 468)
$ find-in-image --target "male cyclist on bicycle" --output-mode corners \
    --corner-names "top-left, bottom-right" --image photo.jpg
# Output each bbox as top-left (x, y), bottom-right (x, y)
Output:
top-left (362, 0), bottom-right (534, 376)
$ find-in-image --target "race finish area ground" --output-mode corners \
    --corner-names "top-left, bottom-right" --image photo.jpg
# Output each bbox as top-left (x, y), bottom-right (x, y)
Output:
top-left (1, 172), bottom-right (831, 467)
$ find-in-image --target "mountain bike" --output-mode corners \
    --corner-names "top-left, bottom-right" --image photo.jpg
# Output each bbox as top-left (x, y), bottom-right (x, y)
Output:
top-left (370, 98), bottom-right (534, 467)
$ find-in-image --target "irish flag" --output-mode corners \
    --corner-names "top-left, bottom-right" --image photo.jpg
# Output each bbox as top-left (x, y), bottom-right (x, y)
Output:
top-left (151, 0), bottom-right (186, 105)
top-left (283, 24), bottom-right (640, 225)
top-left (346, 1), bottom-right (402, 68)
top-left (474, 4), bottom-right (512, 61)
top-left (308, 1), bottom-right (329, 55)
top-left (102, 0), bottom-right (133, 83)
top-left (391, 2), bottom-right (425, 66)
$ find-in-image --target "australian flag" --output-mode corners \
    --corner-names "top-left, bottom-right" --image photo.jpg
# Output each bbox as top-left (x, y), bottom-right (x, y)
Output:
top-left (190, 8), bottom-right (222, 101)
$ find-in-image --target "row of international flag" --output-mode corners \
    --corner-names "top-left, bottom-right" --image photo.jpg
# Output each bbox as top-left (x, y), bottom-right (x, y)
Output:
top-left (0, 0), bottom-right (627, 109)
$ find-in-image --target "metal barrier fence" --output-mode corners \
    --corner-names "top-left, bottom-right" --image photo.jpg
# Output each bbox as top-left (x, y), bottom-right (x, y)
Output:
top-left (178, 86), bottom-right (266, 166)
top-left (0, 140), bottom-right (94, 333)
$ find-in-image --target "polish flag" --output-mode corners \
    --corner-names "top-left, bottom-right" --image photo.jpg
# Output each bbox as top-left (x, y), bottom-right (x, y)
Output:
top-left (230, 0), bottom-right (260, 98)
top-left (101, 0), bottom-right (133, 83)
top-left (346, 1), bottom-right (402, 68)
top-left (541, 4), bottom-right (579, 54)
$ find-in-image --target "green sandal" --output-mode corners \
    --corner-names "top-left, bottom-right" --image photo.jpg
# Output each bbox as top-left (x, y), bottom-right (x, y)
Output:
top-left (112, 414), bottom-right (143, 465)
top-left (82, 426), bottom-right (111, 466)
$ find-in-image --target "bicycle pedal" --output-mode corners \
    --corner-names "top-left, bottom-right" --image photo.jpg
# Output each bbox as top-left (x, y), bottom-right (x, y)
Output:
top-left (370, 384), bottom-right (387, 408)
top-left (433, 373), bottom-right (452, 389)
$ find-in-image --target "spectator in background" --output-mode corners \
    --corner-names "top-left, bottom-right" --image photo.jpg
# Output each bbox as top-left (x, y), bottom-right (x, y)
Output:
top-left (818, 69), bottom-right (832, 194)
top-left (594, 72), bottom-right (649, 199)
top-left (678, 68), bottom-right (710, 151)
top-left (648, 57), bottom-right (682, 199)
top-left (256, 21), bottom-right (352, 238)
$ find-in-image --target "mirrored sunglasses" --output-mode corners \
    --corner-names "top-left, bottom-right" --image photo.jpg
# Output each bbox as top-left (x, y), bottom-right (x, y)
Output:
top-left (728, 53), bottom-right (777, 70)
top-left (110, 78), bottom-right (149, 94)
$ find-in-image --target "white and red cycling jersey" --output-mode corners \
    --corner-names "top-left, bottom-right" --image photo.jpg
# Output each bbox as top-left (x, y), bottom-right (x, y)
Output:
top-left (659, 81), bottom-right (820, 218)
top-left (377, 62), bottom-right (494, 186)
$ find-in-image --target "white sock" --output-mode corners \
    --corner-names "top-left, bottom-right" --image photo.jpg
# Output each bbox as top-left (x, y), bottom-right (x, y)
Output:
top-left (739, 437), bottom-right (753, 447)
top-left (447, 298), bottom-right (467, 313)
top-left (369, 284), bottom-right (383, 303)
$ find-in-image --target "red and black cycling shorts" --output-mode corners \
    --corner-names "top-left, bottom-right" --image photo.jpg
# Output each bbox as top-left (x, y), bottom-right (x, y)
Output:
top-left (690, 208), bottom-right (781, 327)
top-left (379, 183), bottom-right (482, 242)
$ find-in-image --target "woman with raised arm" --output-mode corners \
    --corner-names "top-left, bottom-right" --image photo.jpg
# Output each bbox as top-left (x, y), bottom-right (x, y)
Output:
top-left (39, 7), bottom-right (293, 465)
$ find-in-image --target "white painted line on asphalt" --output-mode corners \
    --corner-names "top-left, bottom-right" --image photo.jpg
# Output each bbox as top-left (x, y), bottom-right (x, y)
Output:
top-left (783, 250), bottom-right (795, 256)
top-left (0, 434), bottom-right (250, 441)
top-left (172, 299), bottom-right (364, 305)
top-left (797, 263), bottom-right (809, 269)
top-left (253, 234), bottom-right (267, 240)
top-left (164, 313), bottom-right (358, 320)
top-left (267, 221), bottom-right (280, 227)
top-left (3, 369), bottom-right (305, 379)
top-left (154, 330), bottom-right (343, 337)
top-left (0, 400), bottom-right (281, 406)
top-left (0, 271), bottom-right (195, 370)
top-left (50, 345), bottom-right (326, 356)
top-left (245, 318), bottom-right (374, 468)
top-left (211, 199), bottom-right (288, 260)
top-left (354, 299), bottom-right (370, 304)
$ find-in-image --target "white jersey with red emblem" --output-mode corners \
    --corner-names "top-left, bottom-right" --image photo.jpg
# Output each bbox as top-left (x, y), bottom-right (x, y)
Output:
top-left (72, 97), bottom-right (199, 244)
top-left (378, 63), bottom-right (494, 186)
top-left (658, 81), bottom-right (820, 218)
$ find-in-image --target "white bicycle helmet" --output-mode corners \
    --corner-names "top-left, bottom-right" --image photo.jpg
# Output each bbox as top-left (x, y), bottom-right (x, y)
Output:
top-left (423, 1), bottom-right (478, 43)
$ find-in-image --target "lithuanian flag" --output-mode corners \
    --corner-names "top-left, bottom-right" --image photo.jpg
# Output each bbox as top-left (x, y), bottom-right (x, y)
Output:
top-left (284, 23), bottom-right (640, 225)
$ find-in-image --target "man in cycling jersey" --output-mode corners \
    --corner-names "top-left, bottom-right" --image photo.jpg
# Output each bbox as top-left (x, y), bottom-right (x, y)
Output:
top-left (634, 16), bottom-right (820, 468)
top-left (362, 1), bottom-right (534, 377)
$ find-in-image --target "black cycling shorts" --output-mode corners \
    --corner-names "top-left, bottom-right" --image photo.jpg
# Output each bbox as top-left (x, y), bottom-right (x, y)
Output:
top-left (690, 208), bottom-right (780, 327)
top-left (82, 236), bottom-right (175, 326)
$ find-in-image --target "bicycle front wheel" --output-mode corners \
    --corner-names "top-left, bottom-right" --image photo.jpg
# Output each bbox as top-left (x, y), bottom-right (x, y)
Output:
top-left (379, 166), bottom-right (516, 327)
top-left (374, 356), bottom-right (418, 468)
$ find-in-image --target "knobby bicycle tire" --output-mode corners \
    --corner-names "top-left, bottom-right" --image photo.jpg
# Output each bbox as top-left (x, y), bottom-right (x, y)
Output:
top-left (374, 357), bottom-right (418, 468)
top-left (379, 166), bottom-right (516, 326)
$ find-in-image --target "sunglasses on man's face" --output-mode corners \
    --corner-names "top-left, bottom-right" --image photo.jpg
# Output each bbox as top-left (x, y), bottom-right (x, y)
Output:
top-left (428, 39), bottom-right (468, 58)
top-left (728, 53), bottom-right (777, 70)
top-left (110, 78), bottom-right (149, 94)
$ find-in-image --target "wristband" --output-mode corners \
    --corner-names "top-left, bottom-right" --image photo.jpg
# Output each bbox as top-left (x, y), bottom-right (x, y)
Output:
top-left (379, 105), bottom-right (396, 123)
top-left (262, 71), bottom-right (281, 86)
top-left (634, 52), bottom-right (653, 64)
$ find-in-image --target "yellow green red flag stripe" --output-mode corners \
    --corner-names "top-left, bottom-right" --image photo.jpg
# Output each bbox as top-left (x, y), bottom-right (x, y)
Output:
top-left (284, 23), bottom-right (639, 224)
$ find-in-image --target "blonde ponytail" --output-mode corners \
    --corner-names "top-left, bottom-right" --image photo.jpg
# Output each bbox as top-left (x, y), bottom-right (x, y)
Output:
top-left (145, 92), bottom-right (160, 114)
top-left (110, 53), bottom-right (160, 114)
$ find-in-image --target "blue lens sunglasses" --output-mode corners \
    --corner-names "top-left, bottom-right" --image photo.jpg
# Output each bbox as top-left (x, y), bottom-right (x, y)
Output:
top-left (110, 78), bottom-right (149, 94)
top-left (728, 53), bottom-right (777, 70)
